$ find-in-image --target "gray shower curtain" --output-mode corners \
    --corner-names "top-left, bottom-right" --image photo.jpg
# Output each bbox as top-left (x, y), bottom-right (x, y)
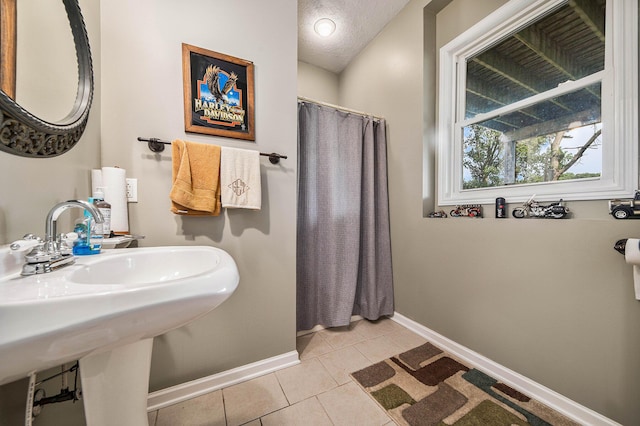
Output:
top-left (297, 101), bottom-right (394, 331)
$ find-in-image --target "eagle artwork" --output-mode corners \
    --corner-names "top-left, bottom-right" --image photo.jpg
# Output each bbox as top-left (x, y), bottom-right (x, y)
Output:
top-left (204, 65), bottom-right (238, 105)
top-left (183, 43), bottom-right (254, 139)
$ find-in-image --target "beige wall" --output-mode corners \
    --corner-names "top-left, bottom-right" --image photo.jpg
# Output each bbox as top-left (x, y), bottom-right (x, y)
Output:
top-left (338, 0), bottom-right (640, 424)
top-left (297, 61), bottom-right (340, 104)
top-left (0, 0), bottom-right (297, 424)
top-left (101, 0), bottom-right (298, 392)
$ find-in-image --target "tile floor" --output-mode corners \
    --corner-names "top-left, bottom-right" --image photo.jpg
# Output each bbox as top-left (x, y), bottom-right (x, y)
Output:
top-left (147, 318), bottom-right (427, 425)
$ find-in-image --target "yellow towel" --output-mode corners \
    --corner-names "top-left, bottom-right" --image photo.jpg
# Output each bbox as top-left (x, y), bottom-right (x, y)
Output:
top-left (170, 139), bottom-right (221, 216)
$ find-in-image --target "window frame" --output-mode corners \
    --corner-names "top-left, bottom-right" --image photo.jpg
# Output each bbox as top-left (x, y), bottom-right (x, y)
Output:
top-left (436, 0), bottom-right (638, 205)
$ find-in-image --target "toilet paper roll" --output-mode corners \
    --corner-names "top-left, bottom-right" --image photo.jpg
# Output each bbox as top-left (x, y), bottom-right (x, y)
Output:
top-left (625, 238), bottom-right (640, 264)
top-left (624, 238), bottom-right (640, 300)
top-left (102, 167), bottom-right (129, 233)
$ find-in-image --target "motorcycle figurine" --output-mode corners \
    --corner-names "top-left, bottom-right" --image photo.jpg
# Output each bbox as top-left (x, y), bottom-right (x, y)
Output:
top-left (450, 204), bottom-right (482, 218)
top-left (512, 195), bottom-right (569, 219)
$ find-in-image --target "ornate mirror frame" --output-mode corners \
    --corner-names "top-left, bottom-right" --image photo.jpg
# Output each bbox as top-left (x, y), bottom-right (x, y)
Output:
top-left (0, 0), bottom-right (93, 158)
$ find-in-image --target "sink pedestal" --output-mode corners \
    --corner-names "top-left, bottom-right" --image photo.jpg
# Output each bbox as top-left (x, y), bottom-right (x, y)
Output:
top-left (79, 338), bottom-right (153, 426)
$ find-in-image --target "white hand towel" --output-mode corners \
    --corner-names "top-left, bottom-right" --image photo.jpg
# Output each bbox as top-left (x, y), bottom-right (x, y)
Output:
top-left (220, 147), bottom-right (261, 210)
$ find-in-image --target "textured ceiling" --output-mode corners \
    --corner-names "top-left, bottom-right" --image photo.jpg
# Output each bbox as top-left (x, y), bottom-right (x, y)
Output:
top-left (298, 0), bottom-right (412, 74)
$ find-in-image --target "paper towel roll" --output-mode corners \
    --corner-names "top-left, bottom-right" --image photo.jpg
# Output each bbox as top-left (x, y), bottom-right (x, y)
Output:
top-left (91, 169), bottom-right (103, 195)
top-left (102, 167), bottom-right (129, 233)
top-left (624, 238), bottom-right (640, 300)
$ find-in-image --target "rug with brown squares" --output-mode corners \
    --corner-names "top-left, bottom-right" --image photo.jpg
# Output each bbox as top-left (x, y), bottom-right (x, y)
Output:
top-left (351, 342), bottom-right (580, 426)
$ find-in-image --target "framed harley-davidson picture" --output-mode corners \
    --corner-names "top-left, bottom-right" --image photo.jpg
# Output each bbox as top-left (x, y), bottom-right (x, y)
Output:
top-left (182, 43), bottom-right (255, 141)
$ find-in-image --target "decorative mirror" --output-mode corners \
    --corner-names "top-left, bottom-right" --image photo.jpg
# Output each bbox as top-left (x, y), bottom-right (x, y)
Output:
top-left (0, 0), bottom-right (93, 158)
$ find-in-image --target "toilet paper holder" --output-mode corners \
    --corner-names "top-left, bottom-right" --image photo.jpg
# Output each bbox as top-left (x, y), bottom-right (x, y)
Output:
top-left (614, 238), bottom-right (628, 255)
top-left (614, 238), bottom-right (640, 300)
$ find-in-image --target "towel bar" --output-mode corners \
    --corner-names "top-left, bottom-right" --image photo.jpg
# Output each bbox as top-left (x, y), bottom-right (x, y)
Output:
top-left (137, 137), bottom-right (288, 164)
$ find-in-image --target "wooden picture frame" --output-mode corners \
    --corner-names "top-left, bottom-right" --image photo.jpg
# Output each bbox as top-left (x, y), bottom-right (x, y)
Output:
top-left (182, 43), bottom-right (255, 141)
top-left (0, 0), bottom-right (17, 98)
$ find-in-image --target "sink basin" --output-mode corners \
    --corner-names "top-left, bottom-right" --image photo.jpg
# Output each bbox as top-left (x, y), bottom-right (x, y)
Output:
top-left (67, 246), bottom-right (227, 285)
top-left (0, 245), bottom-right (239, 386)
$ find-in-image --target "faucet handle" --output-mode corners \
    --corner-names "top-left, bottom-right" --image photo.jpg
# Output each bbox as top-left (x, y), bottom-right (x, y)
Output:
top-left (10, 235), bottom-right (43, 252)
top-left (56, 233), bottom-right (74, 255)
top-left (25, 246), bottom-right (52, 263)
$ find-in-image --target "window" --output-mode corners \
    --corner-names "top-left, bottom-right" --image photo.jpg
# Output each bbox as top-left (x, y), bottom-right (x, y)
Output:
top-left (437, 0), bottom-right (638, 205)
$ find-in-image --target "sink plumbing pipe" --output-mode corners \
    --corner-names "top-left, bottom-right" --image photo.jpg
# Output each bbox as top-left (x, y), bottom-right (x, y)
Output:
top-left (24, 363), bottom-right (81, 424)
top-left (25, 371), bottom-right (36, 426)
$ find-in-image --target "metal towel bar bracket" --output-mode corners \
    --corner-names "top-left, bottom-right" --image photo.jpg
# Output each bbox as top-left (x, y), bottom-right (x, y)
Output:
top-left (137, 137), bottom-right (287, 164)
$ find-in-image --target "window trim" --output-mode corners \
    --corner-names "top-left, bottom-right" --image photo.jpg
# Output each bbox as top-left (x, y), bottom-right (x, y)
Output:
top-left (436, 0), bottom-right (638, 205)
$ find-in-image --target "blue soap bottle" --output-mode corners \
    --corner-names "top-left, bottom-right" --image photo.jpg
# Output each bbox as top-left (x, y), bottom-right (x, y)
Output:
top-left (72, 199), bottom-right (101, 255)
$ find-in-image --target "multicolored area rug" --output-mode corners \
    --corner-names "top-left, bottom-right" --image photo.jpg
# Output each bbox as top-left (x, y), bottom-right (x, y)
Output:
top-left (351, 342), bottom-right (580, 426)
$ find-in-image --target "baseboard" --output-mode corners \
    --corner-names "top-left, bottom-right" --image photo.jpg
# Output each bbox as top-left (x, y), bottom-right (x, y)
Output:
top-left (146, 351), bottom-right (300, 411)
top-left (391, 312), bottom-right (620, 426)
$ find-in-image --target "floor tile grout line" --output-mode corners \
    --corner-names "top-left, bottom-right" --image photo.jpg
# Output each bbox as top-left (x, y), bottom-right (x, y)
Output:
top-left (269, 395), bottom-right (340, 426)
top-left (150, 410), bottom-right (158, 426)
top-left (242, 399), bottom-right (292, 426)
top-left (273, 369), bottom-right (294, 407)
top-left (317, 326), bottom-right (369, 351)
top-left (221, 387), bottom-right (229, 426)
top-left (352, 341), bottom-right (376, 366)
top-left (222, 372), bottom-right (290, 426)
top-left (317, 381), bottom-right (396, 426)
top-left (314, 386), bottom-right (347, 426)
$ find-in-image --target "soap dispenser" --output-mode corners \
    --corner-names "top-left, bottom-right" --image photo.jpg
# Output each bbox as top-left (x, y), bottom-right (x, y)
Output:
top-left (92, 187), bottom-right (112, 237)
top-left (72, 200), bottom-right (101, 255)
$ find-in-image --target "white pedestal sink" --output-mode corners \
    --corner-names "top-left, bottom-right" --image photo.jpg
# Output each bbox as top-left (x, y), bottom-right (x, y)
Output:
top-left (0, 245), bottom-right (239, 425)
top-left (80, 338), bottom-right (154, 425)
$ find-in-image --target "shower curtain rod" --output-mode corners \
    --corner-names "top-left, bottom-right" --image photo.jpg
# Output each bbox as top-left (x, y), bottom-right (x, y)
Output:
top-left (297, 96), bottom-right (384, 121)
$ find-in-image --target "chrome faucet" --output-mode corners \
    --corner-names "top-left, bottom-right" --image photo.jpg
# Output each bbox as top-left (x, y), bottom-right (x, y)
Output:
top-left (44, 200), bottom-right (103, 253)
top-left (19, 200), bottom-right (104, 276)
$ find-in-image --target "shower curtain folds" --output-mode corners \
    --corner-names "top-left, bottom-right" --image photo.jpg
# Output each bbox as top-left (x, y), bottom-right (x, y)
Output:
top-left (297, 101), bottom-right (394, 332)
